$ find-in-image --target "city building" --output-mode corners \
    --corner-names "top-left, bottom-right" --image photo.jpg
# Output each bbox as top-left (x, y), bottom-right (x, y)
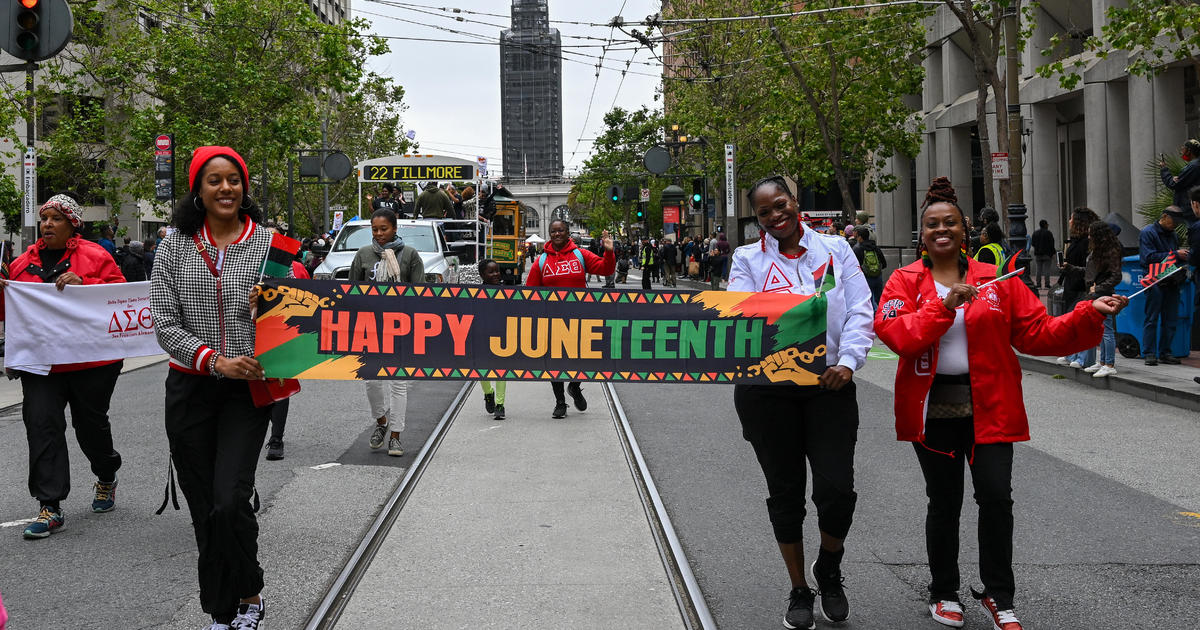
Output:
top-left (873, 0), bottom-right (1199, 249)
top-left (499, 0), bottom-right (565, 183)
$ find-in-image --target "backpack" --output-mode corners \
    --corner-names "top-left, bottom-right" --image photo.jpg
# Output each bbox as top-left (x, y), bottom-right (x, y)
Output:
top-left (863, 248), bottom-right (882, 277)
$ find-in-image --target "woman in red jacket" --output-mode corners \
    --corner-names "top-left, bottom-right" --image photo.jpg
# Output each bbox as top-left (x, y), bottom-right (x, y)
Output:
top-left (875, 178), bottom-right (1126, 630)
top-left (2, 194), bottom-right (127, 540)
top-left (525, 219), bottom-right (614, 417)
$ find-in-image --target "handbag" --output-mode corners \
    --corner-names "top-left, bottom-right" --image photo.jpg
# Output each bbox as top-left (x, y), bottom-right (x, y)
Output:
top-left (248, 378), bottom-right (302, 408)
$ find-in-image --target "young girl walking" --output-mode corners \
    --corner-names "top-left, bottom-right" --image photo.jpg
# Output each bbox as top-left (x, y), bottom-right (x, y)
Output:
top-left (478, 259), bottom-right (507, 420)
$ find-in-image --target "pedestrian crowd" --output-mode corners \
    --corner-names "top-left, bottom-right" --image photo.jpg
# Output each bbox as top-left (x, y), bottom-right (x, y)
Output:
top-left (7, 137), bottom-right (1200, 630)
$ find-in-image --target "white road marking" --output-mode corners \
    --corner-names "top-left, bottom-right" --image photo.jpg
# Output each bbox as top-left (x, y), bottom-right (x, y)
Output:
top-left (310, 462), bottom-right (342, 470)
top-left (0, 518), bottom-right (36, 528)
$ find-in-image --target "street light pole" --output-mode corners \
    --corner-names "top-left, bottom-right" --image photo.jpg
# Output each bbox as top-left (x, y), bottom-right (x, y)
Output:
top-left (1004, 0), bottom-right (1035, 293)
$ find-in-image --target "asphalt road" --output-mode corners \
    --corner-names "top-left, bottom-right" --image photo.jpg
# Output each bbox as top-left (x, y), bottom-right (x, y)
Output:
top-left (617, 349), bottom-right (1200, 629)
top-left (0, 361), bottom-right (462, 630)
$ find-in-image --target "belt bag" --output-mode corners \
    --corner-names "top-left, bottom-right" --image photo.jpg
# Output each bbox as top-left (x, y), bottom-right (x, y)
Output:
top-left (927, 381), bottom-right (972, 419)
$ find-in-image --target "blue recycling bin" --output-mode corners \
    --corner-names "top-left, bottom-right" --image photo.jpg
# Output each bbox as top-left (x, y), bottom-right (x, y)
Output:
top-left (1114, 255), bottom-right (1194, 358)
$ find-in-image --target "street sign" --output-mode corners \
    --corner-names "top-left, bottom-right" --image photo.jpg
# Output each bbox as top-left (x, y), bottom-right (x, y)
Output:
top-left (476, 156), bottom-right (488, 179)
top-left (992, 152), bottom-right (1010, 180)
top-left (332, 210), bottom-right (344, 231)
top-left (154, 133), bottom-right (174, 202)
top-left (22, 147), bottom-right (36, 227)
top-left (362, 163), bottom-right (474, 181)
top-left (725, 144), bottom-right (736, 214)
top-left (663, 205), bottom-right (681, 224)
top-left (640, 187), bottom-right (650, 203)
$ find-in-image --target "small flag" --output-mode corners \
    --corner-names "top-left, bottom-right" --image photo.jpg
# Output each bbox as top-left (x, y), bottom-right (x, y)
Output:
top-left (261, 233), bottom-right (303, 279)
top-left (1001, 248), bottom-right (1023, 277)
top-left (813, 255), bottom-right (836, 295)
top-left (1142, 252), bottom-right (1178, 288)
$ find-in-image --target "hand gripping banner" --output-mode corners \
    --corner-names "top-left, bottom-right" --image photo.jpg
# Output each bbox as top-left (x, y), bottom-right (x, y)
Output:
top-left (254, 280), bottom-right (829, 386)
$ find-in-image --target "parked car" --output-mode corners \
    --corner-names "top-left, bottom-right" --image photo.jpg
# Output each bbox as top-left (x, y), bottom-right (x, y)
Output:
top-left (312, 218), bottom-right (459, 283)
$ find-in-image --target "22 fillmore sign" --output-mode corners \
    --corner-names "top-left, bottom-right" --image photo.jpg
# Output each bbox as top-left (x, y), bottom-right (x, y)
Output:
top-left (254, 280), bottom-right (831, 386)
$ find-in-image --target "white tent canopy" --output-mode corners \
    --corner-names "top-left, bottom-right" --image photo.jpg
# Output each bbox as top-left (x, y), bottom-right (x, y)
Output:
top-left (525, 233), bottom-right (545, 244)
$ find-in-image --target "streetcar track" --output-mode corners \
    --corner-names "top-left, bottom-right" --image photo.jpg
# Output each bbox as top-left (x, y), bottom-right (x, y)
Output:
top-left (604, 382), bottom-right (717, 630)
top-left (304, 381), bottom-right (473, 630)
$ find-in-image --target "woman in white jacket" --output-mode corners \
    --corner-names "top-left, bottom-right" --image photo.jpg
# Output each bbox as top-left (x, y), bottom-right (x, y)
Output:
top-left (727, 175), bottom-right (875, 630)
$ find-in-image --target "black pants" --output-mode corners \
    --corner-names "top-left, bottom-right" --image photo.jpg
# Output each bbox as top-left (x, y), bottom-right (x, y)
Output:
top-left (733, 383), bottom-right (859, 543)
top-left (165, 371), bottom-right (270, 620)
top-left (550, 381), bottom-right (581, 403)
top-left (270, 398), bottom-right (288, 441)
top-left (22, 361), bottom-right (123, 506)
top-left (913, 416), bottom-right (1015, 608)
top-left (641, 271), bottom-right (652, 291)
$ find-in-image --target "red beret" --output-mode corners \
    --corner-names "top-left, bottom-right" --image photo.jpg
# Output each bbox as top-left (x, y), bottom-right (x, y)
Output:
top-left (188, 146), bottom-right (249, 192)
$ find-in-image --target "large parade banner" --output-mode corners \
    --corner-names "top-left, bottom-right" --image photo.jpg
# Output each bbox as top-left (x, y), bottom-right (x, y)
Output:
top-left (255, 278), bottom-right (831, 385)
top-left (4, 281), bottom-right (162, 373)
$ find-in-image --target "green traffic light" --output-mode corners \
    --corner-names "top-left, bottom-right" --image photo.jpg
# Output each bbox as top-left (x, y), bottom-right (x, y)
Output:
top-left (692, 193), bottom-right (702, 202)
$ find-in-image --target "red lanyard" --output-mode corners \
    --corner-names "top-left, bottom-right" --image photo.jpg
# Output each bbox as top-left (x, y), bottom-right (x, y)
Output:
top-left (192, 234), bottom-right (220, 278)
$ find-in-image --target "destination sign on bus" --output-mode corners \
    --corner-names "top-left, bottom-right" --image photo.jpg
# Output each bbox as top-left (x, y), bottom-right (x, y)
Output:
top-left (364, 164), bottom-right (475, 182)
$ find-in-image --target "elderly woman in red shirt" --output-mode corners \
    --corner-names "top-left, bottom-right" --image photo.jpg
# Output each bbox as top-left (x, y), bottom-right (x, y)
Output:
top-left (3, 193), bottom-right (127, 540)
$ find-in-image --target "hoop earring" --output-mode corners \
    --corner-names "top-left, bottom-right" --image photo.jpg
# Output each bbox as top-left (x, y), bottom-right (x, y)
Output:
top-left (240, 195), bottom-right (254, 210)
top-left (192, 196), bottom-right (204, 212)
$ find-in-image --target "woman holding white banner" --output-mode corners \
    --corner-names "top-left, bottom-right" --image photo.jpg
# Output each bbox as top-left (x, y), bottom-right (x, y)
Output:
top-left (150, 146), bottom-right (274, 630)
top-left (2, 193), bottom-right (126, 540)
top-left (875, 177), bottom-right (1127, 630)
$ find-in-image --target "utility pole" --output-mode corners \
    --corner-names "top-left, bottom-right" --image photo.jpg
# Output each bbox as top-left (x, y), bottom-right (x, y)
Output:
top-left (1004, 0), bottom-right (1035, 293)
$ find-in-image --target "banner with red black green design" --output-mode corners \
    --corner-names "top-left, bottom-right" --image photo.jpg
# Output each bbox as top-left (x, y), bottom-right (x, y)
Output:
top-left (254, 279), bottom-right (828, 385)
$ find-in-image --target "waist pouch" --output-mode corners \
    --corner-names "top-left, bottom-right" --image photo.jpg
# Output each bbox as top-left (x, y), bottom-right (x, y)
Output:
top-left (928, 374), bottom-right (972, 419)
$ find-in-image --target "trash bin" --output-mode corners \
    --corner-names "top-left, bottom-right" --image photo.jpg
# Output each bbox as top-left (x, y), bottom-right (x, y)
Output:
top-left (1113, 255), bottom-right (1195, 358)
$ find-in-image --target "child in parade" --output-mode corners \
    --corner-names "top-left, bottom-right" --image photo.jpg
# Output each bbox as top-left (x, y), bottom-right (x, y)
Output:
top-left (727, 176), bottom-right (875, 629)
top-left (874, 177), bottom-right (1127, 630)
top-left (477, 258), bottom-right (507, 420)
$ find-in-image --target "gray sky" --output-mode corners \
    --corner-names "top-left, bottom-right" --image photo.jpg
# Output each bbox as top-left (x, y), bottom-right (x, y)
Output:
top-left (357, 0), bottom-right (664, 178)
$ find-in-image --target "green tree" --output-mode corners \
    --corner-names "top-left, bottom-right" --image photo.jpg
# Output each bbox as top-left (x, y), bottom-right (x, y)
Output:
top-left (571, 106), bottom-right (668, 237)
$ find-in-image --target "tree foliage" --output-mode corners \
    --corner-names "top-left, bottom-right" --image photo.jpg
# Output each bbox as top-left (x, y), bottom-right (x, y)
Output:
top-left (659, 0), bottom-right (926, 218)
top-left (569, 106), bottom-right (668, 237)
top-left (0, 0), bottom-right (411, 236)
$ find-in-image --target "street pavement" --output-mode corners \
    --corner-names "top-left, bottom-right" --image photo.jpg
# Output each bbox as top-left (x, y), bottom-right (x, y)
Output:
top-left (618, 342), bottom-right (1200, 629)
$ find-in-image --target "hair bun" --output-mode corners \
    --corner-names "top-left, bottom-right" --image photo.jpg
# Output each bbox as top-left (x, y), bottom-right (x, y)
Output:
top-left (923, 176), bottom-right (958, 208)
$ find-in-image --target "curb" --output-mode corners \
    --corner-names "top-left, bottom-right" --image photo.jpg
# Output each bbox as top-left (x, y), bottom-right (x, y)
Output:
top-left (1018, 355), bottom-right (1200, 412)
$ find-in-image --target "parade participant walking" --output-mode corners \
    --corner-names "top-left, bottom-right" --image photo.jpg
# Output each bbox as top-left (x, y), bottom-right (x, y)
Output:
top-left (150, 146), bottom-right (276, 629)
top-left (875, 177), bottom-right (1126, 630)
top-left (525, 219), bottom-right (614, 418)
top-left (349, 207), bottom-right (423, 456)
top-left (727, 175), bottom-right (874, 629)
top-left (3, 193), bottom-right (127, 540)
top-left (477, 259), bottom-right (507, 420)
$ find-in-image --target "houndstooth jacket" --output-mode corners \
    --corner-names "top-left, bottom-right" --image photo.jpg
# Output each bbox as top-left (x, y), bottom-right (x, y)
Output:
top-left (150, 220), bottom-right (276, 374)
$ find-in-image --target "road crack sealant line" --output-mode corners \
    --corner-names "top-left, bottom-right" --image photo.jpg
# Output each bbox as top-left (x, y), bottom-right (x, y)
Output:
top-left (602, 383), bottom-right (717, 630)
top-left (304, 381), bottom-right (474, 630)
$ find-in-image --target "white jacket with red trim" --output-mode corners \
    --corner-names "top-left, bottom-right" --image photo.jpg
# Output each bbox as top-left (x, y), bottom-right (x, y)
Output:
top-left (727, 226), bottom-right (875, 372)
top-left (875, 258), bottom-right (1104, 444)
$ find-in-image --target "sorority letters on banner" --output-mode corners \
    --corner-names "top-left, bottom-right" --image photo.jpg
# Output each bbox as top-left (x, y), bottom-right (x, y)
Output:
top-left (3, 281), bottom-right (161, 373)
top-left (255, 279), bottom-right (830, 386)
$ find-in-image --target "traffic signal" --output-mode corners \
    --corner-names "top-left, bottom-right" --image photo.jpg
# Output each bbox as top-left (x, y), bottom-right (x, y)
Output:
top-left (636, 205), bottom-right (645, 220)
top-left (691, 178), bottom-right (705, 211)
top-left (16, 0), bottom-right (40, 56)
top-left (608, 185), bottom-right (621, 203)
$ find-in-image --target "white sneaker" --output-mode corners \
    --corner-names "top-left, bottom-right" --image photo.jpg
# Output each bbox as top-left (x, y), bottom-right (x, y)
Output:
top-left (929, 600), bottom-right (965, 628)
top-left (1055, 356), bottom-right (1070, 365)
top-left (1094, 365), bottom-right (1117, 378)
top-left (1083, 362), bottom-right (1102, 373)
top-left (1068, 360), bottom-right (1083, 368)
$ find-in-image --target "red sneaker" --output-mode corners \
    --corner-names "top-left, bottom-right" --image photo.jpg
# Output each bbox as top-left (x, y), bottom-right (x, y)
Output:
top-left (929, 600), bottom-right (964, 628)
top-left (977, 593), bottom-right (1023, 630)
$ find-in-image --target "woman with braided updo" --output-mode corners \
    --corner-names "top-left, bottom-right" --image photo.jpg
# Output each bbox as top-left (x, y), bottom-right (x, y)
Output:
top-left (874, 177), bottom-right (1128, 630)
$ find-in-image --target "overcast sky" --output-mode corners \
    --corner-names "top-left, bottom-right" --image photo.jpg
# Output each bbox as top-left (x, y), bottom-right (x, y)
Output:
top-left (357, 0), bottom-right (664, 178)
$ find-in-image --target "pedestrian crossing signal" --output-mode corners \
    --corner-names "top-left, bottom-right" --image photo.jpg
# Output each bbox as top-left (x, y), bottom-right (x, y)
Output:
top-left (636, 206), bottom-right (645, 219)
top-left (608, 185), bottom-right (621, 203)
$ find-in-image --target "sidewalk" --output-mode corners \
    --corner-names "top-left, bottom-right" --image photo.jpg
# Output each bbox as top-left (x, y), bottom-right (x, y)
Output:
top-left (1020, 351), bottom-right (1200, 412)
top-left (335, 381), bottom-right (685, 630)
top-left (0, 353), bottom-right (169, 410)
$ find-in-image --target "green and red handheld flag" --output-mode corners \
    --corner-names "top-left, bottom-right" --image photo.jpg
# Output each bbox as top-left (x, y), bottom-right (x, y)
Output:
top-left (260, 233), bottom-right (303, 280)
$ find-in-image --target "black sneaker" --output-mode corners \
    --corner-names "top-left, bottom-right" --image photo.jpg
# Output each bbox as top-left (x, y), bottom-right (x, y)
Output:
top-left (809, 559), bottom-right (849, 622)
top-left (567, 384), bottom-right (587, 411)
top-left (265, 438), bottom-right (284, 461)
top-left (1144, 357), bottom-right (1159, 366)
top-left (231, 598), bottom-right (265, 629)
top-left (784, 586), bottom-right (816, 629)
top-left (552, 402), bottom-right (568, 418)
top-left (494, 403), bottom-right (505, 420)
top-left (1160, 355), bottom-right (1181, 365)
top-left (484, 392), bottom-right (495, 413)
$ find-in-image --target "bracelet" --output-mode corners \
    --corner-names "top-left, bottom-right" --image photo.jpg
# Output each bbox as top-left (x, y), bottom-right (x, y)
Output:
top-left (207, 353), bottom-right (221, 377)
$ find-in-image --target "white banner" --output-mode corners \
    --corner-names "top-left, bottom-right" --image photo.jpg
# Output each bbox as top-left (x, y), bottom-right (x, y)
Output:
top-left (4, 281), bottom-right (161, 373)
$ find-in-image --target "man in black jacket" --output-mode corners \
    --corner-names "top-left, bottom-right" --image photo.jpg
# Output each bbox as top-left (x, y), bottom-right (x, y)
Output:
top-left (1030, 220), bottom-right (1056, 289)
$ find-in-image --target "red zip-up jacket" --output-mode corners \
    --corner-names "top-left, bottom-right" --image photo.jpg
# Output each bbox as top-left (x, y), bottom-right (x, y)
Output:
top-left (3, 235), bottom-right (127, 373)
top-left (875, 258), bottom-right (1103, 445)
top-left (526, 239), bottom-right (615, 288)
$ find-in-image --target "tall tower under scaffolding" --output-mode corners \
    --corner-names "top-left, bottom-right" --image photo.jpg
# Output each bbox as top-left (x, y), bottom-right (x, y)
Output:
top-left (499, 0), bottom-right (564, 182)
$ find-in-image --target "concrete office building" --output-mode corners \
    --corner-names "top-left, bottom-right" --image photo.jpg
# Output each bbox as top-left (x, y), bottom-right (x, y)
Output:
top-left (873, 0), bottom-right (1199, 249)
top-left (500, 0), bottom-right (565, 182)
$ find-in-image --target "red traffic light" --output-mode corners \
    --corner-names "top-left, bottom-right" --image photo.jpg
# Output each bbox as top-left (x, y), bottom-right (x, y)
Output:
top-left (20, 0), bottom-right (39, 8)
